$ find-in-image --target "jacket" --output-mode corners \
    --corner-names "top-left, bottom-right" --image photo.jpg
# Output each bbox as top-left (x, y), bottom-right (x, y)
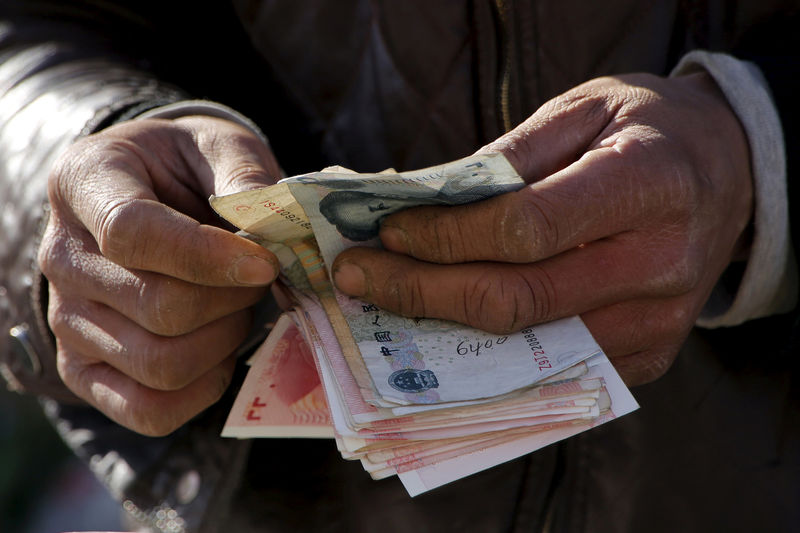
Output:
top-left (1, 2), bottom-right (799, 532)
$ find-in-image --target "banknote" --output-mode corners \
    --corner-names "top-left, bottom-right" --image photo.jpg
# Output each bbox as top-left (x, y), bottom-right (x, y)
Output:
top-left (221, 314), bottom-right (333, 438)
top-left (396, 355), bottom-right (636, 496)
top-left (283, 152), bottom-right (525, 265)
top-left (223, 305), bottom-right (636, 494)
top-left (213, 153), bottom-right (639, 496)
top-left (292, 290), bottom-right (625, 443)
top-left (290, 286), bottom-right (604, 431)
top-left (213, 153), bottom-right (605, 406)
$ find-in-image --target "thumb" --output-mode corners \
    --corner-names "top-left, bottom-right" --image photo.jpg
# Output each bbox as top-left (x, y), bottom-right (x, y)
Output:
top-left (173, 115), bottom-right (283, 196)
top-left (475, 78), bottom-right (620, 182)
top-left (49, 117), bottom-right (281, 288)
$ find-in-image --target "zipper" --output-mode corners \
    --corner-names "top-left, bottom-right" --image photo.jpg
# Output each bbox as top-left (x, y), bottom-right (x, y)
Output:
top-left (494, 0), bottom-right (513, 133)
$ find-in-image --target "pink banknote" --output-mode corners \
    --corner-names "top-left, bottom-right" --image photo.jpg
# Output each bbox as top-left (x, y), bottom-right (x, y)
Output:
top-left (222, 315), bottom-right (334, 438)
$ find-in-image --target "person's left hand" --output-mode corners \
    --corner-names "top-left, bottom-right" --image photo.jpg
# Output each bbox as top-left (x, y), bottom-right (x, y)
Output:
top-left (331, 71), bottom-right (752, 386)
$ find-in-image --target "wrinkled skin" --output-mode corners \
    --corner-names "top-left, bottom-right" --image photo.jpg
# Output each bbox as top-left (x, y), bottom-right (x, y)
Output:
top-left (39, 116), bottom-right (281, 436)
top-left (39, 71), bottom-right (752, 436)
top-left (332, 72), bottom-right (753, 386)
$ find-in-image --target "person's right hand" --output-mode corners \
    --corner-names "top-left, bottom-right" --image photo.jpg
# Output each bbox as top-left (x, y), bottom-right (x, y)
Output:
top-left (38, 116), bottom-right (281, 436)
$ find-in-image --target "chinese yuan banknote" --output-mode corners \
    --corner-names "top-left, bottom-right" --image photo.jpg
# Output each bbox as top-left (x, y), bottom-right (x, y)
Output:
top-left (222, 314), bottom-right (333, 438)
top-left (215, 153), bottom-right (638, 496)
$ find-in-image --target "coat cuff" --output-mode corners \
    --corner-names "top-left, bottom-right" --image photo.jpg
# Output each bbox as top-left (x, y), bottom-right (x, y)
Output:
top-left (671, 50), bottom-right (798, 328)
top-left (0, 67), bottom-right (187, 401)
top-left (134, 99), bottom-right (271, 149)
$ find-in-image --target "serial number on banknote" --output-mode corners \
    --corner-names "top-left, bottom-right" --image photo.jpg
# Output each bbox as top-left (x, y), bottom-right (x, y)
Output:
top-left (256, 200), bottom-right (313, 230)
top-left (521, 328), bottom-right (552, 370)
top-left (455, 336), bottom-right (509, 357)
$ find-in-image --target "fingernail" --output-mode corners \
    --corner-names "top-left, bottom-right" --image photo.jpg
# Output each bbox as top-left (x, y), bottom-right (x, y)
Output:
top-left (232, 255), bottom-right (276, 285)
top-left (333, 262), bottom-right (367, 297)
top-left (380, 225), bottom-right (410, 254)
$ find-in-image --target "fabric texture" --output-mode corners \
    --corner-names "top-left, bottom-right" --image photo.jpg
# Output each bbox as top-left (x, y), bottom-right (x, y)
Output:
top-left (136, 100), bottom-right (272, 149)
top-left (672, 51), bottom-right (798, 327)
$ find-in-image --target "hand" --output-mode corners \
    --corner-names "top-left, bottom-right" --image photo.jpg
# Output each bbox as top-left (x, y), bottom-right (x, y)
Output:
top-left (332, 72), bottom-right (752, 385)
top-left (38, 116), bottom-right (281, 435)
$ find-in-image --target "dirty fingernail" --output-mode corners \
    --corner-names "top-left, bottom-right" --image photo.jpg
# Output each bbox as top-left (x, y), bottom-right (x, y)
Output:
top-left (380, 225), bottom-right (410, 254)
top-left (232, 255), bottom-right (276, 285)
top-left (333, 262), bottom-right (367, 296)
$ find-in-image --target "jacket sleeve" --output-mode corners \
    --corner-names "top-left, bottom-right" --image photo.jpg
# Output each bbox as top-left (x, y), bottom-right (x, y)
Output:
top-left (725, 7), bottom-right (800, 336)
top-left (671, 51), bottom-right (797, 328)
top-left (668, 4), bottom-right (800, 331)
top-left (0, 0), bottom-right (288, 399)
top-left (0, 1), bottom-right (196, 401)
top-left (0, 5), bottom-right (262, 532)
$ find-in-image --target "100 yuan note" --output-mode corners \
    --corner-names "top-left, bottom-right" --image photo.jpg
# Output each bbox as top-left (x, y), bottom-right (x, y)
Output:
top-left (397, 354), bottom-right (638, 496)
top-left (212, 154), bottom-right (608, 405)
top-left (221, 314), bottom-right (333, 438)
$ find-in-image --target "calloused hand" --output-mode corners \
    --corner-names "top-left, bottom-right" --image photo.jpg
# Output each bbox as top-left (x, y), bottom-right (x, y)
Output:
top-left (332, 72), bottom-right (753, 386)
top-left (38, 116), bottom-right (281, 435)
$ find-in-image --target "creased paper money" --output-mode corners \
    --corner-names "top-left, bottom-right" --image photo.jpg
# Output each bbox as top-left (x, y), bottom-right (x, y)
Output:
top-left (212, 154), bottom-right (605, 406)
top-left (215, 153), bottom-right (638, 496)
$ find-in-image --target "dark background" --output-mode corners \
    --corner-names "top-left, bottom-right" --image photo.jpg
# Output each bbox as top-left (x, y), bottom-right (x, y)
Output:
top-left (0, 387), bottom-right (124, 533)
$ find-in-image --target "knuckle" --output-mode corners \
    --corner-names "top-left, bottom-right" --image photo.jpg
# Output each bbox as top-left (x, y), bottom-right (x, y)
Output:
top-left (136, 278), bottom-right (203, 336)
top-left (181, 118), bottom-right (276, 187)
top-left (620, 345), bottom-right (680, 386)
top-left (541, 82), bottom-right (618, 133)
top-left (598, 129), bottom-right (667, 188)
top-left (209, 363), bottom-right (234, 404)
top-left (95, 199), bottom-right (148, 266)
top-left (560, 90), bottom-right (614, 129)
top-left (48, 140), bottom-right (87, 197)
top-left (465, 273), bottom-right (518, 334)
top-left (635, 301), bottom-right (694, 346)
top-left (650, 240), bottom-right (702, 295)
top-left (46, 298), bottom-right (71, 336)
top-left (54, 346), bottom-right (84, 392)
top-left (131, 365), bottom-right (232, 437)
top-left (519, 266), bottom-right (558, 325)
top-left (489, 88), bottom-right (614, 176)
top-left (465, 268), bottom-right (554, 334)
top-left (224, 163), bottom-right (272, 190)
top-left (427, 213), bottom-right (470, 263)
top-left (661, 305), bottom-right (695, 339)
top-left (134, 339), bottom-right (191, 391)
top-left (129, 406), bottom-right (184, 437)
top-left (482, 127), bottom-right (533, 175)
top-left (37, 228), bottom-right (70, 283)
top-left (511, 193), bottom-right (564, 259)
top-left (54, 345), bottom-right (106, 406)
top-left (381, 268), bottom-right (427, 318)
top-left (46, 295), bottom-right (88, 341)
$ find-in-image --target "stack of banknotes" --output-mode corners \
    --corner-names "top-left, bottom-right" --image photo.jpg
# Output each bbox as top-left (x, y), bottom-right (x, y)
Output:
top-left (212, 153), bottom-right (638, 496)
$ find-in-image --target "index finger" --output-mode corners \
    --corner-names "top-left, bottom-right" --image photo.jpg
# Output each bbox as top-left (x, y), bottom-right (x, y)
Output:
top-left (380, 129), bottom-right (688, 264)
top-left (49, 139), bottom-right (278, 287)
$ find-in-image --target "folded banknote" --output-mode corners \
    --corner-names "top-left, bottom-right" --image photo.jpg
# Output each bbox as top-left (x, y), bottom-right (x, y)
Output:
top-left (215, 153), bottom-right (638, 495)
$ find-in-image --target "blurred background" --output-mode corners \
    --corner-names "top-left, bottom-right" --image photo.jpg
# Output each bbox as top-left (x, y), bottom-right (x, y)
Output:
top-left (0, 386), bottom-right (125, 533)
